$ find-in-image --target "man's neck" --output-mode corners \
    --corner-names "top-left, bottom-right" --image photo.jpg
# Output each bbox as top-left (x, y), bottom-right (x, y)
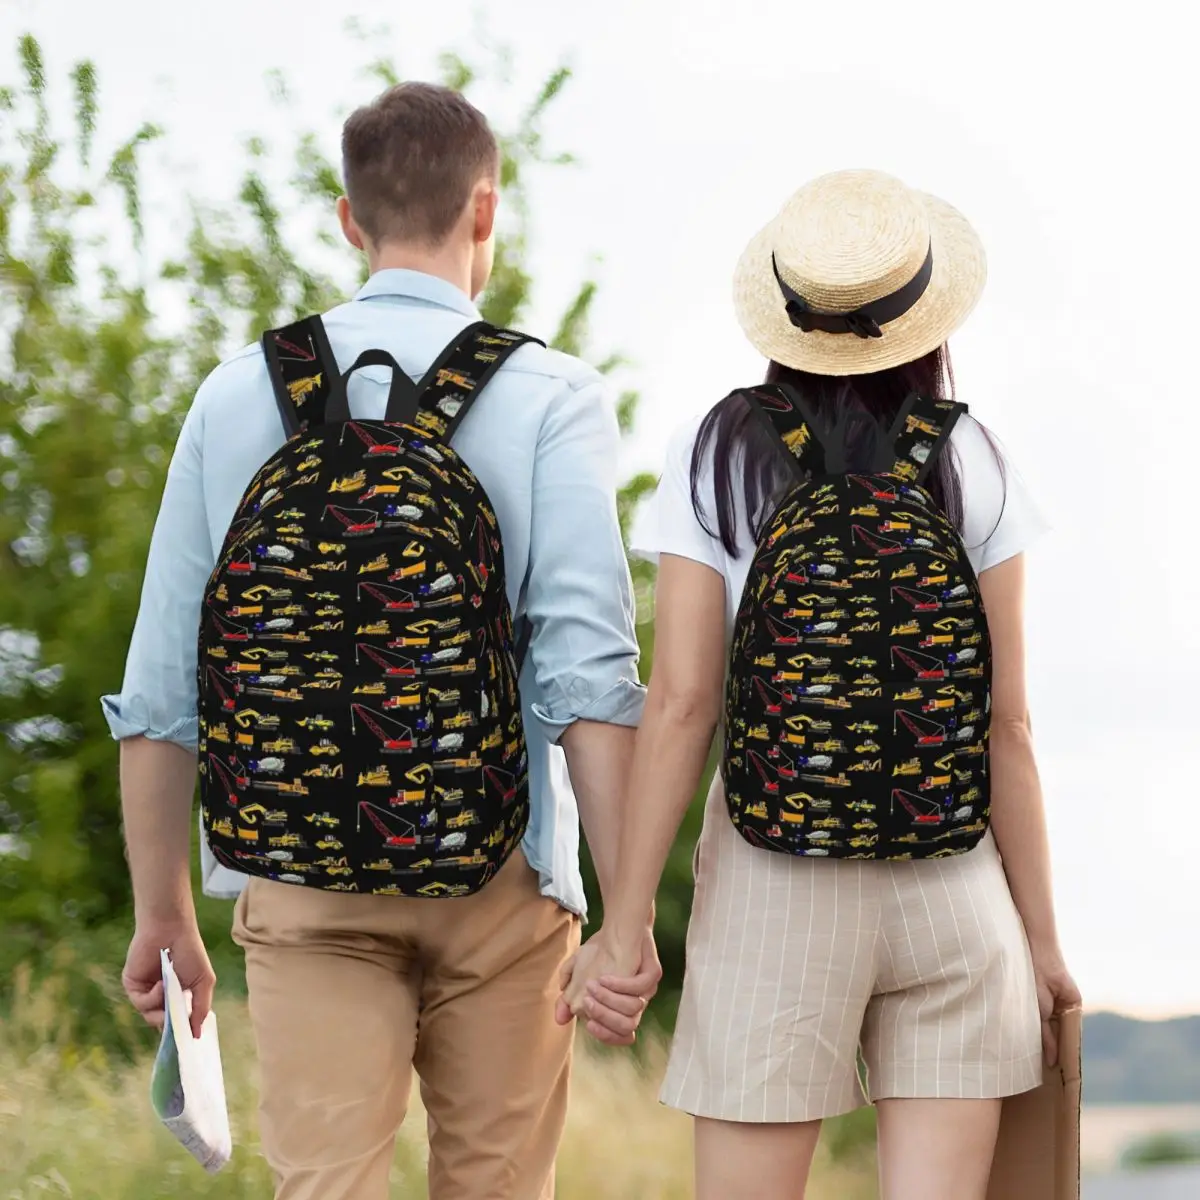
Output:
top-left (367, 242), bottom-right (474, 300)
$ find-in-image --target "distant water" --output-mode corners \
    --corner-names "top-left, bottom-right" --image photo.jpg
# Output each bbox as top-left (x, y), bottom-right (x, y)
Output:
top-left (1083, 1105), bottom-right (1200, 1172)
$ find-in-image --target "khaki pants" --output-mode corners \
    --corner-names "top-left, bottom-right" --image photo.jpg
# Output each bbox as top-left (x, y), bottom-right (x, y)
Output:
top-left (232, 850), bottom-right (580, 1200)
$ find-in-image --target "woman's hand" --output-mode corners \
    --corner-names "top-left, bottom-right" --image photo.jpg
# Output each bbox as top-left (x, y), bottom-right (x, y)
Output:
top-left (1031, 943), bottom-right (1082, 1066)
top-left (556, 927), bottom-right (658, 1046)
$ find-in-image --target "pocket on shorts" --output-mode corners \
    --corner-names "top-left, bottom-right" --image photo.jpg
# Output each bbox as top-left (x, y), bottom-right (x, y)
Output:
top-left (231, 877), bottom-right (257, 945)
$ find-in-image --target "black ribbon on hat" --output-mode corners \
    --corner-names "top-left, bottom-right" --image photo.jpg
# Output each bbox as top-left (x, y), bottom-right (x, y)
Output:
top-left (771, 243), bottom-right (934, 339)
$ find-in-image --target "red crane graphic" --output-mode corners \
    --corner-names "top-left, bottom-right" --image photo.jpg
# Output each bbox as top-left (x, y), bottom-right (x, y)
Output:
top-left (354, 643), bottom-right (416, 676)
top-left (357, 801), bottom-right (418, 846)
top-left (204, 665), bottom-right (242, 711)
top-left (765, 616), bottom-right (801, 646)
top-left (484, 766), bottom-right (521, 805)
top-left (206, 753), bottom-right (249, 803)
top-left (747, 749), bottom-right (781, 795)
top-left (890, 645), bottom-right (947, 680)
top-left (851, 524), bottom-right (905, 556)
top-left (342, 421), bottom-right (406, 457)
top-left (766, 747), bottom-right (797, 779)
top-left (324, 505), bottom-right (380, 536)
top-left (226, 549), bottom-right (255, 575)
top-left (208, 610), bottom-right (251, 643)
top-left (891, 788), bottom-right (945, 824)
top-left (351, 704), bottom-right (416, 752)
top-left (849, 474), bottom-right (899, 502)
top-left (892, 586), bottom-right (942, 612)
top-left (272, 330), bottom-right (316, 363)
top-left (894, 709), bottom-right (947, 746)
top-left (753, 677), bottom-right (784, 715)
top-left (356, 583), bottom-right (416, 611)
top-left (467, 516), bottom-right (496, 590)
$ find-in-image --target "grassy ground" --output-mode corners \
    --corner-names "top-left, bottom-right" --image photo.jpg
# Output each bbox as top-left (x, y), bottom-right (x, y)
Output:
top-left (1, 967), bottom-right (878, 1199)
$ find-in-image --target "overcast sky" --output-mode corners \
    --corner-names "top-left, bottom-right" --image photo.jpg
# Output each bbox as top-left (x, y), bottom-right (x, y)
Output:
top-left (2, 0), bottom-right (1196, 1017)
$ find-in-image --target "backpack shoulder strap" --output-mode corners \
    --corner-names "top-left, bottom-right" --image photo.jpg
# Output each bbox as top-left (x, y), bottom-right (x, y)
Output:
top-left (261, 315), bottom-right (340, 439)
top-left (886, 393), bottom-right (967, 486)
top-left (395, 321), bottom-right (545, 441)
top-left (739, 383), bottom-right (827, 477)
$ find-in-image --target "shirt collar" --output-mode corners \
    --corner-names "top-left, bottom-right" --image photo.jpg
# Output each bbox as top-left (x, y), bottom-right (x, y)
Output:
top-left (354, 268), bottom-right (481, 319)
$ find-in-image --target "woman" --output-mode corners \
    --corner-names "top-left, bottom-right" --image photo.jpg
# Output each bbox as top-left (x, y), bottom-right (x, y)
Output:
top-left (562, 169), bottom-right (1080, 1200)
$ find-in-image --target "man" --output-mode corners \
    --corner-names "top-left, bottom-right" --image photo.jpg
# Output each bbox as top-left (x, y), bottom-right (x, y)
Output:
top-left (104, 82), bottom-right (659, 1200)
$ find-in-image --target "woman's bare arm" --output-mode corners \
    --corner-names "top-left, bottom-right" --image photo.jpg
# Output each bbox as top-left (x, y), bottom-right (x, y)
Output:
top-left (598, 553), bottom-right (728, 962)
top-left (977, 554), bottom-right (1060, 948)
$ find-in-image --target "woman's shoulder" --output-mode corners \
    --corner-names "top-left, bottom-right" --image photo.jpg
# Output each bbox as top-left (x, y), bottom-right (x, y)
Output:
top-left (947, 411), bottom-right (1050, 571)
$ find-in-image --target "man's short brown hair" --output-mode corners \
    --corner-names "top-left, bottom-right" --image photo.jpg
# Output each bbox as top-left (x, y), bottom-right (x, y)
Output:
top-left (341, 82), bottom-right (499, 247)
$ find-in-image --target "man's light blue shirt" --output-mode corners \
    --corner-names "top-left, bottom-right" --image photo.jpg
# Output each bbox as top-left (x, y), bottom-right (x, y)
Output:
top-left (101, 269), bottom-right (645, 917)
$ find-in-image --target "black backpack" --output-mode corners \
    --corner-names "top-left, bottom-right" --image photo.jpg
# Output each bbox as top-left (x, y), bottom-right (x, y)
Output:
top-left (723, 385), bottom-right (991, 860)
top-left (197, 316), bottom-right (541, 896)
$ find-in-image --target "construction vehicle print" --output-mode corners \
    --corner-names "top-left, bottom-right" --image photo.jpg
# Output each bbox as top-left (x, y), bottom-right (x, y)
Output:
top-left (891, 788), bottom-right (946, 824)
top-left (893, 758), bottom-right (922, 776)
top-left (478, 765), bottom-right (517, 805)
top-left (891, 645), bottom-right (947, 680)
top-left (895, 709), bottom-right (947, 746)
top-left (351, 704), bottom-right (427, 753)
top-left (206, 753), bottom-right (249, 803)
top-left (238, 828), bottom-right (260, 844)
top-left (357, 582), bottom-right (416, 612)
top-left (847, 759), bottom-right (882, 773)
top-left (235, 803), bottom-right (287, 826)
top-left (388, 559), bottom-right (427, 580)
top-left (415, 882), bottom-right (472, 898)
top-left (358, 553), bottom-right (389, 574)
top-left (854, 740), bottom-right (881, 754)
top-left (254, 778), bottom-right (310, 797)
top-left (268, 832), bottom-right (303, 848)
top-left (315, 837), bottom-right (344, 851)
top-left (364, 858), bottom-right (394, 871)
top-left (355, 643), bottom-right (415, 678)
top-left (436, 850), bottom-right (489, 870)
top-left (799, 773), bottom-right (852, 788)
top-left (261, 738), bottom-right (299, 755)
top-left (744, 800), bottom-right (769, 820)
top-left (297, 714), bottom-right (335, 732)
top-left (435, 786), bottom-right (464, 805)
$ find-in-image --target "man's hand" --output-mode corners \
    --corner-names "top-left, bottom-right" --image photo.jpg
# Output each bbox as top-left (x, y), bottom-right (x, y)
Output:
top-left (123, 920), bottom-right (215, 1040)
top-left (555, 926), bottom-right (661, 1046)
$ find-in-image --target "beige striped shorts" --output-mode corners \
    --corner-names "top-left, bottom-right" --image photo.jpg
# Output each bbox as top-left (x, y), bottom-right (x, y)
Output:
top-left (661, 777), bottom-right (1043, 1123)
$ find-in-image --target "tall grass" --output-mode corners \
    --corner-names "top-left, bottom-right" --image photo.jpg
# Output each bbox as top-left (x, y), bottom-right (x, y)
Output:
top-left (1, 966), bottom-right (877, 1198)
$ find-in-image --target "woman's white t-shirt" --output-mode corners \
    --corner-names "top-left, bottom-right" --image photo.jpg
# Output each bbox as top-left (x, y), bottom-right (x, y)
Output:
top-left (632, 411), bottom-right (1049, 634)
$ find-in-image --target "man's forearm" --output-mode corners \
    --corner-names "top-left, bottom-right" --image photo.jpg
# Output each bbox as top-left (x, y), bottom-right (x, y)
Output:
top-left (559, 719), bottom-right (637, 911)
top-left (120, 736), bottom-right (199, 926)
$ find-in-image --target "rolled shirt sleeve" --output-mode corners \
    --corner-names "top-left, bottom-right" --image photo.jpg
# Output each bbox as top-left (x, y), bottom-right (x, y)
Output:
top-left (100, 391), bottom-right (216, 750)
top-left (523, 374), bottom-right (646, 740)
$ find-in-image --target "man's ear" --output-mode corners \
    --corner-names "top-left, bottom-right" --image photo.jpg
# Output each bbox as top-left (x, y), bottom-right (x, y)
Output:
top-left (337, 196), bottom-right (366, 251)
top-left (473, 180), bottom-right (498, 246)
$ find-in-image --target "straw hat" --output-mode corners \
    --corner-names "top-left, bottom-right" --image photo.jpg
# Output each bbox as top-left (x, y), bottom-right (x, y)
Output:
top-left (733, 169), bottom-right (986, 376)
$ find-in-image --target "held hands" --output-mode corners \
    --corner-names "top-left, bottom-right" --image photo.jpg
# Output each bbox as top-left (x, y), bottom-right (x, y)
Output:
top-left (122, 919), bottom-right (215, 1040)
top-left (555, 926), bottom-right (661, 1047)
